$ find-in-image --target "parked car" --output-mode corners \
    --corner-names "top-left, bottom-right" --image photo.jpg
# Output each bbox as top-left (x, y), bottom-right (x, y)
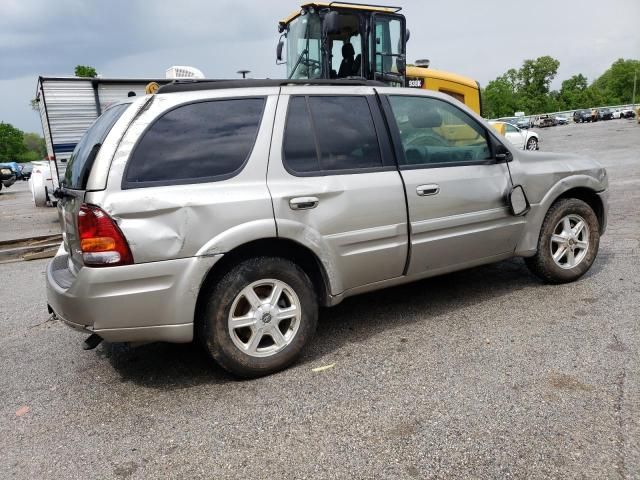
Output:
top-left (20, 163), bottom-right (33, 180)
top-left (597, 108), bottom-right (613, 121)
top-left (47, 80), bottom-right (609, 378)
top-left (537, 115), bottom-right (557, 127)
top-left (497, 116), bottom-right (531, 129)
top-left (620, 108), bottom-right (637, 119)
top-left (0, 166), bottom-right (16, 191)
top-left (573, 109), bottom-right (592, 123)
top-left (555, 114), bottom-right (569, 125)
top-left (0, 161), bottom-right (24, 180)
top-left (489, 121), bottom-right (540, 150)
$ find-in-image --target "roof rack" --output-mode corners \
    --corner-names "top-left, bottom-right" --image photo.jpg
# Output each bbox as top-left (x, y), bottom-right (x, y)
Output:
top-left (157, 78), bottom-right (386, 94)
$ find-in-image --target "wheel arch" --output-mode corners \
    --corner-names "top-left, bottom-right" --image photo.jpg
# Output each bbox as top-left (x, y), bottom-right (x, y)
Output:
top-left (515, 180), bottom-right (606, 256)
top-left (194, 238), bottom-right (333, 328)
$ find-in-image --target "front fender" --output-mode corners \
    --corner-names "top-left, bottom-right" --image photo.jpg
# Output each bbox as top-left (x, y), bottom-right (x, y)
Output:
top-left (515, 174), bottom-right (606, 256)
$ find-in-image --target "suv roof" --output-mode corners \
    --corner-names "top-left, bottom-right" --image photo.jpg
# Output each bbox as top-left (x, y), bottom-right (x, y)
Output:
top-left (157, 78), bottom-right (387, 94)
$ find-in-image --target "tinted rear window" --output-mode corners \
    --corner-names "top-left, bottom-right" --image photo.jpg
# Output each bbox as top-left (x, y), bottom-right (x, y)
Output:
top-left (283, 96), bottom-right (382, 174)
top-left (124, 98), bottom-right (265, 187)
top-left (63, 103), bottom-right (128, 190)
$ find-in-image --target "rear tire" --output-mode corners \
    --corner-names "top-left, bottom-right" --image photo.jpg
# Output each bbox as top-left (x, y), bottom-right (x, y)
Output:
top-left (525, 198), bottom-right (600, 284)
top-left (198, 257), bottom-right (318, 378)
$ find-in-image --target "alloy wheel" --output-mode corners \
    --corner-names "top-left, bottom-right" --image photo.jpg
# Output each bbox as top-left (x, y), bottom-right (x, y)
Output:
top-left (227, 279), bottom-right (301, 357)
top-left (550, 214), bottom-right (589, 269)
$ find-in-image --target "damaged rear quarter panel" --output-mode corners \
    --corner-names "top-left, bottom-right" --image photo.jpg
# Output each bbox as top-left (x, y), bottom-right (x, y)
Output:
top-left (86, 89), bottom-right (279, 264)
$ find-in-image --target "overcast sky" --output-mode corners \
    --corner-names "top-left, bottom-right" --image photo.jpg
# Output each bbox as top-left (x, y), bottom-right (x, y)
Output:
top-left (1, 0), bottom-right (638, 133)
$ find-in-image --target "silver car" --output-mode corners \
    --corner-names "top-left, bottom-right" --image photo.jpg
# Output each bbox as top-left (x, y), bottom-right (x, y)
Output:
top-left (47, 80), bottom-right (608, 377)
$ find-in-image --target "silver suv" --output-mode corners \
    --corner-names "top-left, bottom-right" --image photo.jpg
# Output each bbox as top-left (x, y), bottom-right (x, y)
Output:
top-left (47, 80), bottom-right (608, 377)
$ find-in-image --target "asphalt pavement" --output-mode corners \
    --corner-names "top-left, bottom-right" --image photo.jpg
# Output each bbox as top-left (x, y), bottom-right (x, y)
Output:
top-left (0, 179), bottom-right (59, 242)
top-left (1, 119), bottom-right (638, 479)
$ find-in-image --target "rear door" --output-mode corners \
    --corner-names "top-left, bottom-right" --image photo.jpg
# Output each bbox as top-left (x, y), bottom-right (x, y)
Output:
top-left (57, 103), bottom-right (130, 272)
top-left (268, 86), bottom-right (408, 294)
top-left (381, 92), bottom-right (524, 275)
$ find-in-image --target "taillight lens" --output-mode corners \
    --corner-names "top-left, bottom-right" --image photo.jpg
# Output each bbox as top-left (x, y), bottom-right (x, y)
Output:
top-left (77, 204), bottom-right (133, 267)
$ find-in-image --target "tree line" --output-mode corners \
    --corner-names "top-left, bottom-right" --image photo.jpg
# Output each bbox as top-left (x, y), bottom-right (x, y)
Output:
top-left (482, 57), bottom-right (640, 119)
top-left (0, 123), bottom-right (46, 163)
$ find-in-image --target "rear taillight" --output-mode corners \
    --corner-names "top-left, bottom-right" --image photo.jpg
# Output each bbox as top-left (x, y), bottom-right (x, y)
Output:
top-left (77, 204), bottom-right (133, 267)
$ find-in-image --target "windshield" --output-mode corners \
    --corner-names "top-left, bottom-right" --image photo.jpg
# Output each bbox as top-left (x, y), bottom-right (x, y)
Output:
top-left (63, 103), bottom-right (128, 190)
top-left (286, 13), bottom-right (323, 79)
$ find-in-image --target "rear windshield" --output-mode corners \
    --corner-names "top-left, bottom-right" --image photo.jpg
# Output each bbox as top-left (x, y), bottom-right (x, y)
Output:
top-left (63, 103), bottom-right (129, 190)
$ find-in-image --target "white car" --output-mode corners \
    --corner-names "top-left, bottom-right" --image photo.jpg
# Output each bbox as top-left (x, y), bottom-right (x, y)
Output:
top-left (613, 108), bottom-right (636, 119)
top-left (489, 121), bottom-right (540, 151)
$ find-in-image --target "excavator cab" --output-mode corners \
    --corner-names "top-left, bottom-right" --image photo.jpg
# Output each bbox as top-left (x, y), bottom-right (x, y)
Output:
top-left (277, 2), bottom-right (407, 87)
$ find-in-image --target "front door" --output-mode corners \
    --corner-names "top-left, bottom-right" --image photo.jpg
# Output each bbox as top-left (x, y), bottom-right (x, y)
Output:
top-left (267, 87), bottom-right (408, 294)
top-left (383, 93), bottom-right (524, 276)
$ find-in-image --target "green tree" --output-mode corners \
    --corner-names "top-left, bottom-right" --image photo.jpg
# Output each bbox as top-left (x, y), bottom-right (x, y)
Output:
top-left (557, 74), bottom-right (589, 109)
top-left (75, 65), bottom-right (98, 77)
top-left (23, 132), bottom-right (47, 158)
top-left (517, 56), bottom-right (560, 113)
top-left (0, 123), bottom-right (27, 161)
top-left (483, 56), bottom-right (561, 117)
top-left (482, 73), bottom-right (518, 118)
top-left (592, 58), bottom-right (640, 104)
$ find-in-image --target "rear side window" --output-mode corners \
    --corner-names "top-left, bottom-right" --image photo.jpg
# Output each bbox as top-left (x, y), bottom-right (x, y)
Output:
top-left (283, 96), bottom-right (382, 174)
top-left (125, 98), bottom-right (265, 187)
top-left (64, 103), bottom-right (128, 190)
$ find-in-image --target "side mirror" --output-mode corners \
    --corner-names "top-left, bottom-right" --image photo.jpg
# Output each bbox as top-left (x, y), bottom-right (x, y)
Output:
top-left (276, 39), bottom-right (285, 63)
top-left (495, 143), bottom-right (512, 163)
top-left (323, 11), bottom-right (340, 35)
top-left (509, 185), bottom-right (530, 216)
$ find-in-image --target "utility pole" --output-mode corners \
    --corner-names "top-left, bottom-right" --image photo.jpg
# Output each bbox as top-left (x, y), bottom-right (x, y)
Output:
top-left (633, 69), bottom-right (637, 110)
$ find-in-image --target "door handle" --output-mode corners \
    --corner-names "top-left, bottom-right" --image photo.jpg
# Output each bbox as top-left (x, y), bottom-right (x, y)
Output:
top-left (289, 196), bottom-right (319, 210)
top-left (416, 184), bottom-right (440, 196)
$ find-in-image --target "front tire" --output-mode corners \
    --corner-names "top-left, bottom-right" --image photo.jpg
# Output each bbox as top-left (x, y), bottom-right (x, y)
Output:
top-left (525, 198), bottom-right (600, 284)
top-left (526, 137), bottom-right (538, 151)
top-left (198, 257), bottom-right (318, 378)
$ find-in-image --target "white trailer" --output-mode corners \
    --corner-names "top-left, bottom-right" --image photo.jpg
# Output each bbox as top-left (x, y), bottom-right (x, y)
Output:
top-left (34, 76), bottom-right (168, 205)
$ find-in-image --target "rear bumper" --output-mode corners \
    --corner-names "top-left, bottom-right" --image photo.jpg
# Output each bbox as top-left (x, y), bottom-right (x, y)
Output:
top-left (46, 251), bottom-right (221, 344)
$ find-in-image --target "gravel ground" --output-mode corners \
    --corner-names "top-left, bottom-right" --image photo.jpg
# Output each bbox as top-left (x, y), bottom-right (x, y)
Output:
top-left (0, 180), bottom-right (59, 242)
top-left (0, 119), bottom-right (638, 479)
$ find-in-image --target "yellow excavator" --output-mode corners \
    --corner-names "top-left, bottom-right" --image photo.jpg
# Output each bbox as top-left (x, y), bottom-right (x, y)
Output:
top-left (277, 1), bottom-right (482, 114)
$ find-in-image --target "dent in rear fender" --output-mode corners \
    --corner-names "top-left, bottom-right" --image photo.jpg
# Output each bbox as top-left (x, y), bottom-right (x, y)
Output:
top-left (195, 219), bottom-right (277, 256)
top-left (275, 218), bottom-right (343, 295)
top-left (515, 174), bottom-right (607, 255)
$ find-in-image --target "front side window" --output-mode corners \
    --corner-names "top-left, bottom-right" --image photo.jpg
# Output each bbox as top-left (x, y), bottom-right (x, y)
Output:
top-left (388, 95), bottom-right (491, 167)
top-left (283, 96), bottom-right (382, 174)
top-left (125, 98), bottom-right (265, 186)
